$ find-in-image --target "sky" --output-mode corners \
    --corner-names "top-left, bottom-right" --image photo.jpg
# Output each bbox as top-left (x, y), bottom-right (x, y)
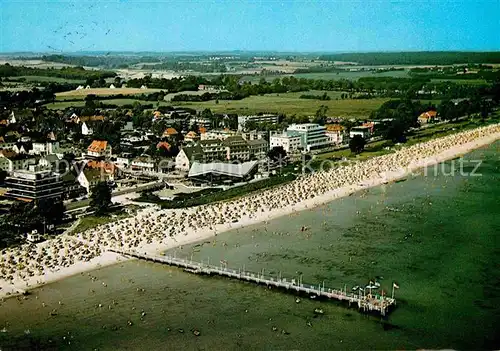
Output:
top-left (1, 0), bottom-right (499, 53)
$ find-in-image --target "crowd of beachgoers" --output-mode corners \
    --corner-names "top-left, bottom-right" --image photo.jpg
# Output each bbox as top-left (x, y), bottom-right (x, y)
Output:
top-left (1, 123), bottom-right (499, 296)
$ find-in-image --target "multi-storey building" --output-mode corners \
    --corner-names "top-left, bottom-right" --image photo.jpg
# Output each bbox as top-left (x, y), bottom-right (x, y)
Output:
top-left (200, 129), bottom-right (237, 141)
top-left (269, 134), bottom-right (303, 153)
top-left (4, 167), bottom-right (64, 201)
top-left (247, 139), bottom-right (269, 159)
top-left (200, 139), bottom-right (226, 161)
top-left (286, 123), bottom-right (331, 151)
top-left (223, 136), bottom-right (250, 161)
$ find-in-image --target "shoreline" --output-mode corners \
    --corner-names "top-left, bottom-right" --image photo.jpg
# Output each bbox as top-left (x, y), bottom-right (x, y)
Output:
top-left (1, 125), bottom-right (500, 300)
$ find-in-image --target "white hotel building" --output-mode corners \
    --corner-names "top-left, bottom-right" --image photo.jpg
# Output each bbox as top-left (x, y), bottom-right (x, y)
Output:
top-left (270, 123), bottom-right (332, 152)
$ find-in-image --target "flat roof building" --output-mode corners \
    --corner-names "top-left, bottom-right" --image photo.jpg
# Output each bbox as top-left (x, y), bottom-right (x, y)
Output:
top-left (4, 167), bottom-right (64, 201)
top-left (286, 123), bottom-right (331, 151)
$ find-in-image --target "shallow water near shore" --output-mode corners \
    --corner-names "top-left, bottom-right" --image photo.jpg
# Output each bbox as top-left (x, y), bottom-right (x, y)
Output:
top-left (1, 141), bottom-right (499, 350)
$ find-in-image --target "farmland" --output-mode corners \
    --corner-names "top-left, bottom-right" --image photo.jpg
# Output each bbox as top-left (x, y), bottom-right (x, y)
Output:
top-left (56, 87), bottom-right (163, 97)
top-left (45, 90), bottom-right (389, 117)
top-left (241, 69), bottom-right (410, 83)
top-left (171, 92), bottom-right (389, 117)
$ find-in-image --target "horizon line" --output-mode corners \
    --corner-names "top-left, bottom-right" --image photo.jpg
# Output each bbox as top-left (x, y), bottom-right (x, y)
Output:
top-left (1, 50), bottom-right (500, 56)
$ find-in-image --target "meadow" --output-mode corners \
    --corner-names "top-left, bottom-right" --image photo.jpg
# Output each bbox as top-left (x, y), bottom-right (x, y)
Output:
top-left (17, 75), bottom-right (85, 83)
top-left (241, 69), bottom-right (410, 82)
top-left (171, 93), bottom-right (389, 117)
top-left (56, 87), bottom-right (163, 97)
top-left (46, 90), bottom-right (389, 117)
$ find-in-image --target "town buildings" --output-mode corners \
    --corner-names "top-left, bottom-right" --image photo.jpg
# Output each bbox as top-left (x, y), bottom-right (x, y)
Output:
top-left (418, 110), bottom-right (438, 125)
top-left (269, 133), bottom-right (303, 153)
top-left (175, 135), bottom-right (269, 171)
top-left (30, 141), bottom-right (60, 156)
top-left (200, 129), bottom-right (237, 141)
top-left (4, 166), bottom-right (64, 201)
top-left (86, 140), bottom-right (112, 159)
top-left (349, 126), bottom-right (372, 139)
top-left (325, 124), bottom-right (345, 145)
top-left (286, 124), bottom-right (331, 151)
top-left (237, 114), bottom-right (279, 131)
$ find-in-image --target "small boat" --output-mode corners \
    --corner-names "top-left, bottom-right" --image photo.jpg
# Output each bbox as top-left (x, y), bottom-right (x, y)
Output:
top-left (365, 284), bottom-right (379, 289)
top-left (374, 282), bottom-right (381, 287)
top-left (314, 308), bottom-right (324, 315)
top-left (352, 286), bottom-right (359, 291)
top-left (310, 295), bottom-right (317, 299)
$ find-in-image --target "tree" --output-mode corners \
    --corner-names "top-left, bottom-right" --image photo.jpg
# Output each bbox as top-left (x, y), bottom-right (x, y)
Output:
top-left (384, 119), bottom-right (407, 143)
top-left (349, 135), bottom-right (366, 154)
top-left (36, 199), bottom-right (65, 226)
top-left (267, 146), bottom-right (287, 162)
top-left (90, 181), bottom-right (112, 215)
top-left (313, 105), bottom-right (328, 125)
top-left (438, 100), bottom-right (458, 121)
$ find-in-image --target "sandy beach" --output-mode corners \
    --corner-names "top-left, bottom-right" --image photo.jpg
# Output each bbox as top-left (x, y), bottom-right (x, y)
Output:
top-left (1, 123), bottom-right (500, 299)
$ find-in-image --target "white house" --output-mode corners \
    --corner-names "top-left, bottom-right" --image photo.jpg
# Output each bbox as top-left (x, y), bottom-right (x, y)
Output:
top-left (175, 145), bottom-right (203, 171)
top-left (269, 134), bottom-right (302, 153)
top-left (0, 152), bottom-right (37, 172)
top-left (31, 141), bottom-right (60, 155)
top-left (115, 156), bottom-right (132, 168)
top-left (77, 168), bottom-right (110, 194)
top-left (175, 149), bottom-right (191, 171)
top-left (200, 129), bottom-right (237, 141)
top-left (81, 122), bottom-right (93, 136)
top-left (87, 140), bottom-right (112, 159)
top-left (109, 84), bottom-right (116, 89)
top-left (131, 157), bottom-right (156, 172)
top-left (325, 124), bottom-right (345, 145)
top-left (349, 126), bottom-right (371, 139)
top-left (13, 144), bottom-right (28, 154)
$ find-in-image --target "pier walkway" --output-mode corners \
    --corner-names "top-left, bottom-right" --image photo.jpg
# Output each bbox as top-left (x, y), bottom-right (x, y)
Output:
top-left (110, 249), bottom-right (396, 316)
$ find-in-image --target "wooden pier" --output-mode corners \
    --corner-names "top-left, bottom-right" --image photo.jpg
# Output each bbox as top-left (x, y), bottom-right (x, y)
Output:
top-left (111, 249), bottom-right (396, 316)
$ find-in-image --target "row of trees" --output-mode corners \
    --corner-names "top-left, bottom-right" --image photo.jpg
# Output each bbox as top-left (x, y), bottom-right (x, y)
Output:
top-left (144, 61), bottom-right (227, 73)
top-left (126, 75), bottom-right (209, 92)
top-left (318, 52), bottom-right (500, 65)
top-left (0, 63), bottom-right (116, 80)
top-left (0, 199), bottom-right (66, 248)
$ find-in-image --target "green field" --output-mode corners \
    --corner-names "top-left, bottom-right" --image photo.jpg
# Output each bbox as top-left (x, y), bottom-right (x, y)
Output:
top-left (172, 93), bottom-right (389, 117)
top-left (45, 91), bottom-right (389, 117)
top-left (46, 98), bottom-right (146, 109)
top-left (241, 70), bottom-right (410, 83)
top-left (73, 213), bottom-right (129, 233)
top-left (18, 75), bottom-right (85, 83)
top-left (430, 78), bottom-right (489, 86)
